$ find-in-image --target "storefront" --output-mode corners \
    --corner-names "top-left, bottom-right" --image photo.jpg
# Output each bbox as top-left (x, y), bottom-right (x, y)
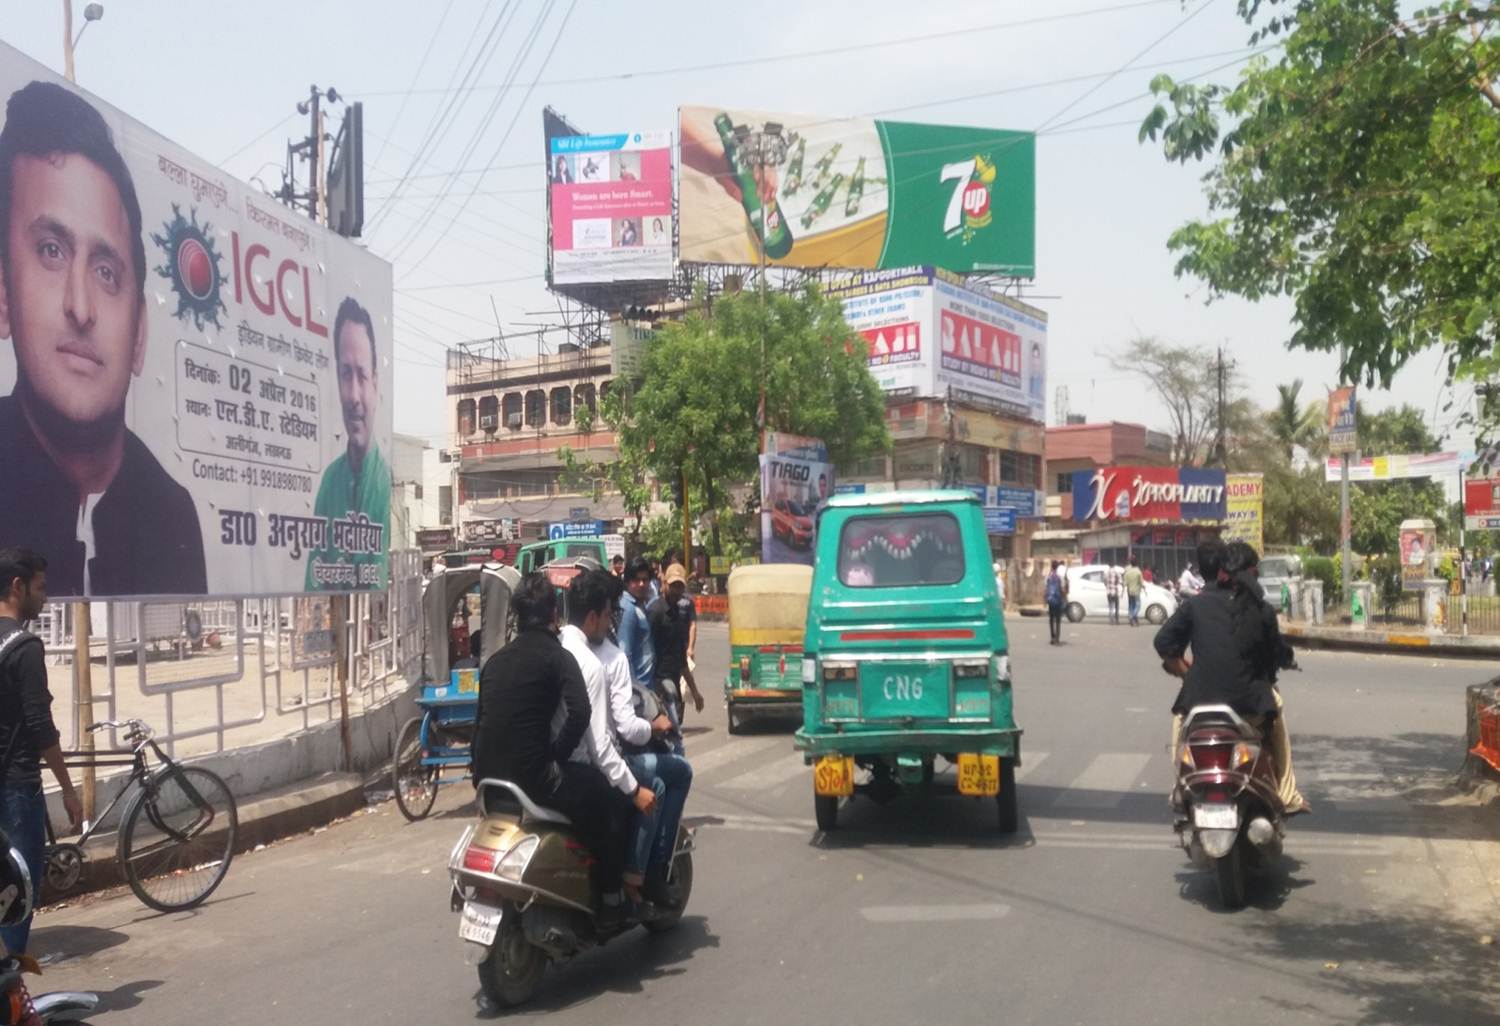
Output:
top-left (1075, 523), bottom-right (1221, 582)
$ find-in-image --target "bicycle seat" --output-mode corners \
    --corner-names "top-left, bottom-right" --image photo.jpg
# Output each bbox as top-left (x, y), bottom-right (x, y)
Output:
top-left (475, 778), bottom-right (573, 825)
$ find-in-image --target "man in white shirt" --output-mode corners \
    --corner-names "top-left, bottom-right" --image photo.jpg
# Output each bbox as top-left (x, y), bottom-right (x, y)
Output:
top-left (559, 572), bottom-right (656, 916)
top-left (594, 571), bottom-right (694, 906)
top-left (1178, 563), bottom-right (1206, 597)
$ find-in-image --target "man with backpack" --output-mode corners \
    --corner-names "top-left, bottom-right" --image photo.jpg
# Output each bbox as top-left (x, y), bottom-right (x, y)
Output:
top-left (0, 548), bottom-right (82, 955)
top-left (1045, 560), bottom-right (1069, 645)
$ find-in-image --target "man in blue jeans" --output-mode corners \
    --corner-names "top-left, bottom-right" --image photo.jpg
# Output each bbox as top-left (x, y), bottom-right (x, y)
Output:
top-left (0, 549), bottom-right (81, 955)
top-left (595, 571), bottom-right (692, 907)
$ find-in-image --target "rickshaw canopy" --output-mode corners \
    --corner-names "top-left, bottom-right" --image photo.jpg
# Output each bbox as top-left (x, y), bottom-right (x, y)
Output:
top-left (726, 564), bottom-right (812, 647)
top-left (421, 563), bottom-right (521, 683)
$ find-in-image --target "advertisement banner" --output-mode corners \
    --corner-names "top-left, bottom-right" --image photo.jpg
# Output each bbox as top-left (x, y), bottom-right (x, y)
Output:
top-left (1399, 523), bottom-right (1433, 591)
top-left (1069, 467), bottom-right (1227, 523)
top-left (679, 106), bottom-right (1034, 275)
top-left (1222, 473), bottom-right (1265, 551)
top-left (549, 130), bottom-right (672, 285)
top-left (1465, 477), bottom-right (1500, 530)
top-left (0, 45), bottom-right (393, 599)
top-left (827, 267), bottom-right (1045, 418)
top-left (548, 520), bottom-right (606, 540)
top-left (415, 529), bottom-right (455, 553)
top-left (760, 434), bottom-right (833, 565)
top-left (1322, 452), bottom-right (1460, 482)
top-left (1327, 386), bottom-right (1358, 455)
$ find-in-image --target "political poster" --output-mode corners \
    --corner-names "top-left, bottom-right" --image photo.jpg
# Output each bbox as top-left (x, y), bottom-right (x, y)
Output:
top-left (0, 43), bottom-right (393, 598)
top-left (760, 433), bottom-right (833, 565)
top-left (679, 106), bottom-right (1034, 275)
top-left (1327, 386), bottom-right (1358, 455)
top-left (548, 130), bottom-right (672, 285)
top-left (1223, 473), bottom-right (1265, 551)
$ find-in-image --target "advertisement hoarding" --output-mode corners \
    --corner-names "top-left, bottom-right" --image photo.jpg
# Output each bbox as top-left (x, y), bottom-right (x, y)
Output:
top-left (1069, 467), bottom-right (1227, 523)
top-left (0, 44), bottom-right (393, 599)
top-left (828, 267), bottom-right (1046, 420)
top-left (1399, 521), bottom-right (1434, 592)
top-left (1464, 477), bottom-right (1500, 531)
top-left (548, 520), bottom-right (607, 540)
top-left (549, 130), bottom-right (672, 285)
top-left (1222, 473), bottom-right (1265, 551)
top-left (679, 106), bottom-right (1034, 275)
top-left (1321, 452), bottom-right (1460, 482)
top-left (1327, 386), bottom-right (1358, 455)
top-left (761, 433), bottom-right (833, 565)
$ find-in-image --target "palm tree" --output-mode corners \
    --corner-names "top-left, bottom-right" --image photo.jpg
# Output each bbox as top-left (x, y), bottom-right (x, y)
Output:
top-left (1268, 380), bottom-right (1322, 462)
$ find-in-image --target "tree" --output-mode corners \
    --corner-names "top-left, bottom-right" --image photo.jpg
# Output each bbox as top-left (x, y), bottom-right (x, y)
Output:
top-left (613, 286), bottom-right (889, 554)
top-left (1267, 379), bottom-right (1323, 461)
top-left (558, 399), bottom-right (654, 540)
top-left (1108, 337), bottom-right (1245, 465)
top-left (1264, 461), bottom-right (1340, 551)
top-left (1139, 2), bottom-right (1500, 442)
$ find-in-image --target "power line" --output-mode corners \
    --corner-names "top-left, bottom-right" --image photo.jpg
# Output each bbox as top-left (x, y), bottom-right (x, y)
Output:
top-left (219, 113), bottom-right (296, 166)
top-left (369, 0), bottom-right (460, 174)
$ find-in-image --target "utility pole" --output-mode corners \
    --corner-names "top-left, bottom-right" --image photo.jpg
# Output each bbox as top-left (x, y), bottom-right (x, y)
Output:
top-left (681, 468), bottom-right (693, 575)
top-left (1213, 346), bottom-right (1230, 468)
top-left (279, 85), bottom-right (340, 223)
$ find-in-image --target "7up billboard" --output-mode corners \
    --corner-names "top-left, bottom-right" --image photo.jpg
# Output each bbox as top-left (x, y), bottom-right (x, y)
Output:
top-left (678, 106), bottom-right (1034, 275)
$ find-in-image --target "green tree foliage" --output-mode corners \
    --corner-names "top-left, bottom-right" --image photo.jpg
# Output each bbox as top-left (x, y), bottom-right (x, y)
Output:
top-left (1349, 403), bottom-right (1449, 556)
top-left (1263, 460), bottom-right (1340, 550)
top-left (558, 399), bottom-right (655, 540)
top-left (1140, 1), bottom-right (1500, 440)
top-left (1267, 379), bottom-right (1324, 461)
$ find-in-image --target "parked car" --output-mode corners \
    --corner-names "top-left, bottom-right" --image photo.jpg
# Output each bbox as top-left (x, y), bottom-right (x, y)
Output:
top-left (771, 498), bottom-right (815, 549)
top-left (1065, 565), bottom-right (1177, 625)
top-left (1257, 553), bottom-right (1302, 609)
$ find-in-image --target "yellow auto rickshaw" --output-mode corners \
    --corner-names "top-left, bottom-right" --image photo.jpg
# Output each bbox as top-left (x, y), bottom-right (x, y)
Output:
top-left (723, 563), bottom-right (813, 734)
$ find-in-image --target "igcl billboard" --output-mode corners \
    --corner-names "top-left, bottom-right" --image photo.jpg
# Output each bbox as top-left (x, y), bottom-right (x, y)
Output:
top-left (678, 106), bottom-right (1034, 275)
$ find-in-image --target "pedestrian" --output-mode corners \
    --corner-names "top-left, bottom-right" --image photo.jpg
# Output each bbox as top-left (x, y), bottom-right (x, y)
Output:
top-left (1044, 560), bottom-right (1068, 645)
top-left (0, 549), bottom-right (82, 956)
top-left (1105, 560), bottom-right (1124, 625)
top-left (993, 561), bottom-right (1007, 613)
top-left (1123, 555), bottom-right (1145, 627)
top-left (648, 564), bottom-right (705, 754)
top-left (610, 554), bottom-right (625, 578)
top-left (1142, 565), bottom-right (1155, 584)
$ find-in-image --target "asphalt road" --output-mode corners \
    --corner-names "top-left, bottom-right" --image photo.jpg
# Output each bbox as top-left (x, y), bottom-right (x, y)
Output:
top-left (31, 617), bottom-right (1500, 1026)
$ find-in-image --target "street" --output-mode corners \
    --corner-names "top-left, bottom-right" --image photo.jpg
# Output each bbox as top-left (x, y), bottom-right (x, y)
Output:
top-left (33, 618), bottom-right (1500, 1026)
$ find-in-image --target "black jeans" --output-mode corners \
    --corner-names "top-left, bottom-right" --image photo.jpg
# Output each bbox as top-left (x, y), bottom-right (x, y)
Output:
top-left (544, 762), bottom-right (630, 895)
top-left (1047, 601), bottom-right (1063, 642)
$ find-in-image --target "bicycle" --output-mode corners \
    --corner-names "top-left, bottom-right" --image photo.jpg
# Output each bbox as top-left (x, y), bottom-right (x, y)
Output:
top-left (42, 719), bottom-right (238, 913)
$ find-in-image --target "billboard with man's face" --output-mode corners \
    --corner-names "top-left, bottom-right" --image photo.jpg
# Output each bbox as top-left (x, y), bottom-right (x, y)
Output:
top-left (0, 42), bottom-right (393, 598)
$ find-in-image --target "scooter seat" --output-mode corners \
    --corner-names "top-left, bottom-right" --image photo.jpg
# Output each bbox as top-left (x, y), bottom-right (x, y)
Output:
top-left (475, 777), bottom-right (573, 825)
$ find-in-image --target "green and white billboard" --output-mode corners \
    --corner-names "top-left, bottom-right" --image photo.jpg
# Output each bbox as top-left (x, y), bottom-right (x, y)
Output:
top-left (678, 106), bottom-right (1035, 276)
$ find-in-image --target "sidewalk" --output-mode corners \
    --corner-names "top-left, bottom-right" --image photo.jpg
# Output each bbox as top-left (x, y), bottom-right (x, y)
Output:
top-left (1282, 621), bottom-right (1500, 659)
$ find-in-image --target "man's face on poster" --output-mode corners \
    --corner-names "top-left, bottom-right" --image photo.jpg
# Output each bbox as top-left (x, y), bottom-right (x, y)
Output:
top-left (0, 152), bottom-right (145, 434)
top-left (336, 319), bottom-right (377, 459)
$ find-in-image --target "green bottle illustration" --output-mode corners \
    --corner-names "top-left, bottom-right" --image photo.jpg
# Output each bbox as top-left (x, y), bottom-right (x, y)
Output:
top-left (810, 142), bottom-right (842, 193)
top-left (801, 173), bottom-right (845, 230)
top-left (713, 113), bottom-right (793, 259)
top-left (844, 156), bottom-right (866, 217)
top-left (783, 137), bottom-right (806, 195)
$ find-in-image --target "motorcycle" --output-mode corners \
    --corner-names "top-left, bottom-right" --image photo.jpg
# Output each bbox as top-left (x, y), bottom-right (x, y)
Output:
top-left (1172, 703), bottom-right (1286, 909)
top-left (0, 831), bottom-right (98, 1025)
top-left (448, 778), bottom-right (694, 1010)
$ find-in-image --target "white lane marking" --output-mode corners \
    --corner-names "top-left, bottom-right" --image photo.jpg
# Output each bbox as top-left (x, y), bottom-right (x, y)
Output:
top-left (717, 752), bottom-right (808, 792)
top-left (1014, 751), bottom-right (1049, 782)
top-left (861, 904), bottom-right (1010, 923)
top-left (686, 736), bottom-right (788, 778)
top-left (1052, 753), bottom-right (1154, 809)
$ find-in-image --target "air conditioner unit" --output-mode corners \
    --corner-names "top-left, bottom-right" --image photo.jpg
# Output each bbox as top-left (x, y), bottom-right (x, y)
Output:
top-left (479, 414), bottom-right (498, 432)
top-left (505, 413), bottom-right (523, 430)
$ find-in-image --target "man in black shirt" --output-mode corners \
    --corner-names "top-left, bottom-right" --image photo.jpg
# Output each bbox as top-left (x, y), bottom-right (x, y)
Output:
top-left (473, 572), bottom-right (631, 916)
top-left (0, 548), bottom-right (81, 956)
top-left (648, 563), bottom-right (704, 755)
top-left (0, 81), bottom-right (205, 598)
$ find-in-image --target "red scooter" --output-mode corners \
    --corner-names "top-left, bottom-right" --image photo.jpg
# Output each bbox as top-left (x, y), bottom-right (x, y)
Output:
top-left (1173, 703), bottom-right (1287, 909)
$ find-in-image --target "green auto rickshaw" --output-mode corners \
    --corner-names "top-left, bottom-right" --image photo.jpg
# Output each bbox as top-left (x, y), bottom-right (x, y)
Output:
top-left (794, 489), bottom-right (1021, 833)
top-left (723, 563), bottom-right (812, 734)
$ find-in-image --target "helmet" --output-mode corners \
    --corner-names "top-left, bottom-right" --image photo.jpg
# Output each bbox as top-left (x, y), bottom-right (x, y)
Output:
top-left (0, 841), bottom-right (32, 929)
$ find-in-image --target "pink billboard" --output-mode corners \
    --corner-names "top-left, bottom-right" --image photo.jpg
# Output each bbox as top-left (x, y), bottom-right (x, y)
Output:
top-left (549, 130), bottom-right (672, 284)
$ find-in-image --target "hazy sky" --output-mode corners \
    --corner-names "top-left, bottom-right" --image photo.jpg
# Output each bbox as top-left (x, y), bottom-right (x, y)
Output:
top-left (3, 0), bottom-right (1472, 455)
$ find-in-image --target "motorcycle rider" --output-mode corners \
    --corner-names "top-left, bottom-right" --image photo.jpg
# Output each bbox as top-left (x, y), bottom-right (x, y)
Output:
top-left (592, 570), bottom-right (694, 907)
top-left (1153, 540), bottom-right (1310, 816)
top-left (472, 572), bottom-right (634, 926)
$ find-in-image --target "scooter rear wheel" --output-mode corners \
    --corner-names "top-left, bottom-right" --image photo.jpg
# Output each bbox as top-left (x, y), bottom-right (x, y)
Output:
top-left (1214, 843), bottom-right (1248, 909)
top-left (642, 852), bottom-right (694, 934)
top-left (478, 913), bottom-right (546, 1009)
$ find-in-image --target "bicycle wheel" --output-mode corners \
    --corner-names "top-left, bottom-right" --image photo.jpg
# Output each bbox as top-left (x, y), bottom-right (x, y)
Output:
top-left (393, 715), bottom-right (438, 821)
top-left (118, 765), bottom-right (238, 913)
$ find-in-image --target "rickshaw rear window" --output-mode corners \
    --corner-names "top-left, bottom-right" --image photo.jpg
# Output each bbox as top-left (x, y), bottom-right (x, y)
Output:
top-left (836, 512), bottom-right (965, 588)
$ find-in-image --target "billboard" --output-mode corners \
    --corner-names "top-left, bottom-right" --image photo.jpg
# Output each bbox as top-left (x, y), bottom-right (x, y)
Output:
top-left (1070, 467), bottom-right (1227, 523)
top-left (679, 106), bottom-right (1034, 275)
top-left (549, 130), bottom-right (672, 285)
top-left (760, 433), bottom-right (833, 565)
top-left (828, 267), bottom-right (1045, 420)
top-left (1327, 386), bottom-right (1358, 455)
top-left (1222, 473), bottom-right (1265, 551)
top-left (1465, 477), bottom-right (1500, 531)
top-left (1321, 452), bottom-right (1460, 482)
top-left (0, 43), bottom-right (393, 599)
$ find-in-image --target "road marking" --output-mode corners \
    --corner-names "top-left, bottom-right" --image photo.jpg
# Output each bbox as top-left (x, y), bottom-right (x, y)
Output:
top-left (1052, 753), bottom-right (1154, 809)
top-left (717, 751), bottom-right (808, 792)
top-left (1015, 751), bottom-right (1049, 781)
top-left (861, 904), bottom-right (1010, 923)
top-left (686, 736), bottom-right (788, 778)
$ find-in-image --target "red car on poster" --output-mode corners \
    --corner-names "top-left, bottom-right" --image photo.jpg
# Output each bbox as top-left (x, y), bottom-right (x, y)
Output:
top-left (771, 498), bottom-right (816, 549)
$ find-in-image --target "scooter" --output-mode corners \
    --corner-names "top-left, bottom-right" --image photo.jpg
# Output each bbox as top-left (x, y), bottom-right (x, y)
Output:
top-left (1173, 703), bottom-right (1287, 909)
top-left (448, 778), bottom-right (694, 1010)
top-left (0, 964), bottom-right (99, 1025)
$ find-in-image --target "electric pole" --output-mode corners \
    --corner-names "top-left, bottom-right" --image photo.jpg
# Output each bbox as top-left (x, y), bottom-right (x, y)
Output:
top-left (1212, 346), bottom-right (1234, 468)
top-left (279, 85), bottom-right (340, 224)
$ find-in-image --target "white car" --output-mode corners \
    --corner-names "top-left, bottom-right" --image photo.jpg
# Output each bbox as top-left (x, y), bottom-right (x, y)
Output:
top-left (1065, 565), bottom-right (1177, 625)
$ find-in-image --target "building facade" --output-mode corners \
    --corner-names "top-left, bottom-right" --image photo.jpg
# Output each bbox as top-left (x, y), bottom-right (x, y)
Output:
top-left (1045, 420), bottom-right (1175, 521)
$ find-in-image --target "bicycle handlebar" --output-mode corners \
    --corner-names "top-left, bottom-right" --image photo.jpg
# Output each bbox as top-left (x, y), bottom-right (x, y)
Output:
top-left (85, 718), bottom-right (153, 739)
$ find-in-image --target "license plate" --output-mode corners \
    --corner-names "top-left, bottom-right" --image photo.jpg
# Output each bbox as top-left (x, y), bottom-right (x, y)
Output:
top-left (1193, 803), bottom-right (1238, 830)
top-left (459, 900), bottom-right (503, 946)
top-left (957, 753), bottom-right (1001, 796)
top-left (813, 756), bottom-right (854, 797)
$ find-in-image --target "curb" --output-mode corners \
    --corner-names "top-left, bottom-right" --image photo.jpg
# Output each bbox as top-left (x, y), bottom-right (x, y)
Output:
top-left (44, 770), bottom-right (365, 906)
top-left (1282, 622), bottom-right (1500, 660)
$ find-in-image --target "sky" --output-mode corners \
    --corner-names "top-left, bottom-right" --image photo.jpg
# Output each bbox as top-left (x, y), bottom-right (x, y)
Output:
top-left (1, 0), bottom-right (1474, 457)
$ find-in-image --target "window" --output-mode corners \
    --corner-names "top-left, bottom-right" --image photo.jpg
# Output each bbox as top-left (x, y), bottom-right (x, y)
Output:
top-left (957, 443), bottom-right (986, 483)
top-left (456, 399), bottom-right (475, 436)
top-left (414, 484), bottom-right (424, 500)
top-left (574, 383), bottom-right (597, 419)
top-left (550, 386), bottom-right (572, 426)
top-left (502, 393), bottom-right (522, 431)
top-left (478, 395), bottom-right (498, 432)
top-left (837, 513), bottom-right (966, 588)
top-left (1000, 450), bottom-right (1041, 487)
top-left (838, 454), bottom-right (887, 480)
top-left (1018, 453), bottom-right (1041, 488)
top-left (439, 485), bottom-right (452, 524)
top-left (1082, 570), bottom-right (1105, 584)
top-left (1056, 472), bottom-right (1073, 494)
top-left (524, 389), bottom-right (546, 428)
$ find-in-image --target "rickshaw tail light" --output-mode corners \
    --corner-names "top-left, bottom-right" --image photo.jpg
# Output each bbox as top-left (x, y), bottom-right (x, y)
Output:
top-left (463, 845), bottom-right (499, 874)
top-left (802, 657), bottom-right (817, 684)
top-left (739, 656), bottom-right (752, 682)
top-left (822, 662), bottom-right (857, 681)
top-left (993, 654), bottom-right (1010, 684)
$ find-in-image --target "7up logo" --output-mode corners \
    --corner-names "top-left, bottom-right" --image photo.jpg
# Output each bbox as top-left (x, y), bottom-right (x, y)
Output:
top-left (940, 155), bottom-right (997, 243)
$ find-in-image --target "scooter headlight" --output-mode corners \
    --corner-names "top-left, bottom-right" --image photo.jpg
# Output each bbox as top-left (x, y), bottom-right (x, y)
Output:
top-left (496, 835), bottom-right (540, 883)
